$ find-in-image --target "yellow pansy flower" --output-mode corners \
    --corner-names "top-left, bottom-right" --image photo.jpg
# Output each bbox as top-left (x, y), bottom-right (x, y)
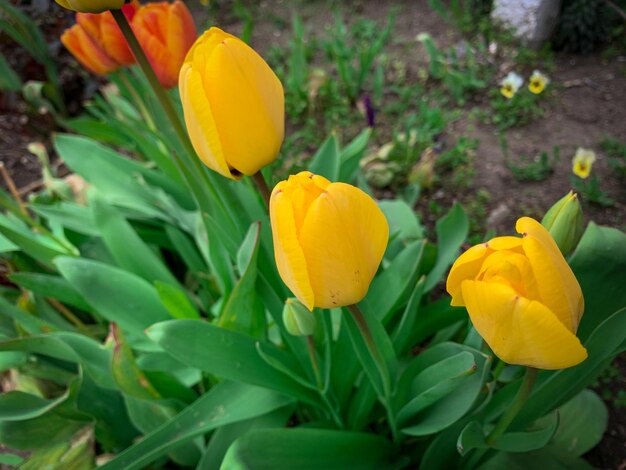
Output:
top-left (500, 71), bottom-right (523, 99)
top-left (572, 148), bottom-right (596, 179)
top-left (528, 70), bottom-right (549, 94)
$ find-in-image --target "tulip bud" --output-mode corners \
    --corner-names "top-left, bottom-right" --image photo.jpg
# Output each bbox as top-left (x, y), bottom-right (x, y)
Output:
top-left (270, 171), bottom-right (389, 310)
top-left (55, 0), bottom-right (127, 13)
top-left (132, 1), bottom-right (197, 89)
top-left (282, 298), bottom-right (316, 336)
top-left (179, 27), bottom-right (284, 180)
top-left (541, 191), bottom-right (584, 257)
top-left (61, 4), bottom-right (136, 75)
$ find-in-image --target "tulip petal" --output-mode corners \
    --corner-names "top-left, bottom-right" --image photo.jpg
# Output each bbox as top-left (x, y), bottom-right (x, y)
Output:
top-left (447, 236), bottom-right (522, 306)
top-left (179, 63), bottom-right (232, 179)
top-left (270, 186), bottom-right (314, 310)
top-left (298, 183), bottom-right (388, 309)
top-left (61, 25), bottom-right (119, 75)
top-left (202, 35), bottom-right (284, 176)
top-left (461, 280), bottom-right (587, 369)
top-left (516, 217), bottom-right (584, 332)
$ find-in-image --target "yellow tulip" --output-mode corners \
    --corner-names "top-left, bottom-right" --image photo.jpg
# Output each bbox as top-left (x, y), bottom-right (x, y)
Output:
top-left (446, 217), bottom-right (587, 370)
top-left (55, 0), bottom-right (126, 13)
top-left (270, 171), bottom-right (389, 310)
top-left (179, 27), bottom-right (284, 180)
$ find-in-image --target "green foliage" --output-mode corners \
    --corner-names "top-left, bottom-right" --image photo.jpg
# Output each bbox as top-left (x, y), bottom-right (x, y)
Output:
top-left (507, 146), bottom-right (559, 182)
top-left (571, 175), bottom-right (615, 207)
top-left (600, 136), bottom-right (626, 178)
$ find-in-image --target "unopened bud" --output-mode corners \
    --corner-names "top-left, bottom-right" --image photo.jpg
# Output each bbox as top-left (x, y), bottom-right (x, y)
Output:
top-left (541, 191), bottom-right (584, 257)
top-left (282, 298), bottom-right (316, 336)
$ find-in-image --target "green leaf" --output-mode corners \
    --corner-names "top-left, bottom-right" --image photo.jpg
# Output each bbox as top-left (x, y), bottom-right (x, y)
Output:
top-left (0, 333), bottom-right (114, 389)
top-left (91, 193), bottom-right (180, 288)
top-left (222, 428), bottom-right (393, 469)
top-left (0, 453), bottom-right (23, 466)
top-left (30, 202), bottom-right (98, 236)
top-left (570, 223), bottom-right (626, 341)
top-left (457, 412), bottom-right (559, 455)
top-left (200, 406), bottom-right (293, 469)
top-left (339, 128), bottom-right (372, 182)
top-left (0, 53), bottom-right (20, 91)
top-left (9, 272), bottom-right (93, 312)
top-left (397, 352), bottom-right (476, 425)
top-left (111, 325), bottom-right (161, 400)
top-left (0, 411), bottom-right (85, 450)
top-left (0, 232), bottom-right (17, 252)
top-left (309, 132), bottom-right (340, 180)
top-left (124, 397), bottom-right (202, 466)
top-left (0, 390), bottom-right (71, 420)
top-left (362, 240), bottom-right (426, 324)
top-left (155, 281), bottom-right (200, 320)
top-left (0, 214), bottom-right (74, 267)
top-left (379, 199), bottom-right (424, 242)
top-left (19, 427), bottom-right (94, 470)
top-left (479, 446), bottom-right (594, 470)
top-left (541, 389), bottom-right (608, 456)
top-left (147, 320), bottom-right (319, 405)
top-left (219, 222), bottom-right (265, 338)
top-left (99, 381), bottom-right (293, 470)
top-left (399, 343), bottom-right (491, 437)
top-left (424, 203), bottom-right (468, 292)
top-left (55, 257), bottom-right (171, 340)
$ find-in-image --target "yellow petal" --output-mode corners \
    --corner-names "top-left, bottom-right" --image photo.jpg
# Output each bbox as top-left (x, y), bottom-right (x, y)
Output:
top-left (461, 281), bottom-right (588, 369)
top-left (179, 62), bottom-right (232, 179)
top-left (516, 217), bottom-right (584, 332)
top-left (203, 34), bottom-right (284, 175)
top-left (446, 236), bottom-right (522, 306)
top-left (298, 183), bottom-right (388, 308)
top-left (270, 184), bottom-right (314, 310)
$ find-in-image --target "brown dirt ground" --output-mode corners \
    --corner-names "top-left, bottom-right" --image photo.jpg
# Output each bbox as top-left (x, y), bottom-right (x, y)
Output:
top-left (0, 0), bottom-right (625, 468)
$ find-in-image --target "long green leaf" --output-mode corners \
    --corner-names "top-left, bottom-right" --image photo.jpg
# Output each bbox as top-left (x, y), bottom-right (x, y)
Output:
top-left (100, 381), bottom-right (293, 470)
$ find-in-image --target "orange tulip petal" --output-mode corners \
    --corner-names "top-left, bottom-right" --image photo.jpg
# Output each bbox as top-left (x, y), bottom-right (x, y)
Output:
top-left (461, 280), bottom-right (588, 369)
top-left (62, 25), bottom-right (119, 75)
top-left (516, 217), bottom-right (584, 332)
top-left (270, 185), bottom-right (315, 310)
top-left (298, 183), bottom-right (389, 309)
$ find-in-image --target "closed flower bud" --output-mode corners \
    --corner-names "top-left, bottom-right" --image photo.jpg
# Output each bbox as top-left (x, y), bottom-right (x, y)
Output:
top-left (283, 298), bottom-right (317, 336)
top-left (61, 4), bottom-right (136, 75)
top-left (180, 27), bottom-right (284, 180)
top-left (132, 1), bottom-right (197, 89)
top-left (55, 0), bottom-right (126, 13)
top-left (270, 171), bottom-right (389, 310)
top-left (541, 191), bottom-right (584, 257)
top-left (446, 217), bottom-right (587, 370)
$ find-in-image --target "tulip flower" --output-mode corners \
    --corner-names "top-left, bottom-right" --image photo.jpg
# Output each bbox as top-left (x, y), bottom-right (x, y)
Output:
top-left (528, 70), bottom-right (549, 94)
top-left (572, 147), bottom-right (596, 179)
top-left (270, 171), bottom-right (389, 310)
top-left (179, 27), bottom-right (284, 180)
top-left (446, 217), bottom-right (587, 370)
top-left (61, 4), bottom-right (137, 75)
top-left (55, 0), bottom-right (126, 13)
top-left (132, 1), bottom-right (197, 89)
top-left (500, 71), bottom-right (523, 99)
top-left (541, 191), bottom-right (584, 257)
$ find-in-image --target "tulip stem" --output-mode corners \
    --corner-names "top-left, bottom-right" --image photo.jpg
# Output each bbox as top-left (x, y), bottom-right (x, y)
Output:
top-left (306, 335), bottom-right (323, 390)
top-left (486, 367), bottom-right (538, 445)
top-left (347, 304), bottom-right (399, 444)
top-left (251, 172), bottom-right (271, 208)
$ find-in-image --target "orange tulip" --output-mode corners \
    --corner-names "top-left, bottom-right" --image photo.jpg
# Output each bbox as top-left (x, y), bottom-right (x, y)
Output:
top-left (61, 3), bottom-right (136, 75)
top-left (132, 1), bottom-right (196, 89)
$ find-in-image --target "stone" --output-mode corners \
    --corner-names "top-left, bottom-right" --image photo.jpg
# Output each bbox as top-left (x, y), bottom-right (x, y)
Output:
top-left (492, 0), bottom-right (562, 49)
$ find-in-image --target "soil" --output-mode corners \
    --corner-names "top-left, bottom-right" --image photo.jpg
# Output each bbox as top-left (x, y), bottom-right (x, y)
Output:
top-left (0, 0), bottom-right (625, 468)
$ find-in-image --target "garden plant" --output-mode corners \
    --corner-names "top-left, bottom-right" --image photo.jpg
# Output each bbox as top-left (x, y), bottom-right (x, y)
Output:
top-left (0, 0), bottom-right (625, 469)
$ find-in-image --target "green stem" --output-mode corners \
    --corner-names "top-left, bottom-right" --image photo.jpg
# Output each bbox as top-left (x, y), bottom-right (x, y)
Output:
top-left (347, 304), bottom-right (399, 444)
top-left (306, 335), bottom-right (323, 390)
top-left (486, 367), bottom-right (538, 445)
top-left (252, 171), bottom-right (271, 208)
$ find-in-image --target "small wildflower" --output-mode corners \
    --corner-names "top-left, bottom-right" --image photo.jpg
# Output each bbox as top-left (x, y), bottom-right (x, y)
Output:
top-left (528, 70), bottom-right (549, 94)
top-left (500, 72), bottom-right (523, 99)
top-left (572, 148), bottom-right (596, 179)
